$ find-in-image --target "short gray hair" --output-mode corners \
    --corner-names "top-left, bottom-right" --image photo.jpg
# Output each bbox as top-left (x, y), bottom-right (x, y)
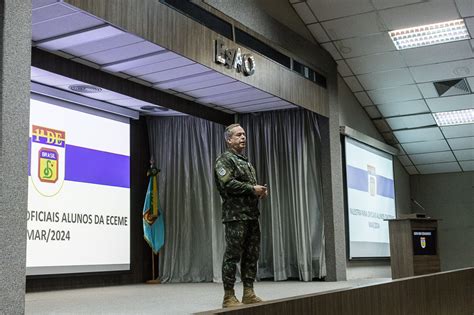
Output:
top-left (224, 124), bottom-right (241, 141)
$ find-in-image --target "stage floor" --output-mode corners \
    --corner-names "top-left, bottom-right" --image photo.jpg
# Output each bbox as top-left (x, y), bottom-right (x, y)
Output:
top-left (26, 278), bottom-right (391, 314)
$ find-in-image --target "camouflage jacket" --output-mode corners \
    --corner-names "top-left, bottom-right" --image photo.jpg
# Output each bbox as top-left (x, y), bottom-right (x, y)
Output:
top-left (214, 149), bottom-right (259, 222)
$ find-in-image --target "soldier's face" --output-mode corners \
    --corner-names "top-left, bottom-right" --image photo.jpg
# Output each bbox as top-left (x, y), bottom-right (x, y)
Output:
top-left (227, 126), bottom-right (246, 153)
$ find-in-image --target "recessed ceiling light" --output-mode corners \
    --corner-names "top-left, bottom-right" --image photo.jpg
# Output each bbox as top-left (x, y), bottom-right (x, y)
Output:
top-left (433, 109), bottom-right (473, 126)
top-left (68, 84), bottom-right (102, 93)
top-left (389, 19), bottom-right (470, 50)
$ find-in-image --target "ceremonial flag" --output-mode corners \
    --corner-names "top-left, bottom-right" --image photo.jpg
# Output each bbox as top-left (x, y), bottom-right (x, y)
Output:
top-left (143, 166), bottom-right (165, 254)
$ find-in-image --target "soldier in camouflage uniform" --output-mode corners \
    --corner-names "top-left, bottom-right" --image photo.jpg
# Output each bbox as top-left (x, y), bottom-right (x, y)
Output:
top-left (214, 124), bottom-right (268, 308)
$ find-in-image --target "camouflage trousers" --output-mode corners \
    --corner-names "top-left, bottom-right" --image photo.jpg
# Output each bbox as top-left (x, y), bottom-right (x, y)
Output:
top-left (222, 220), bottom-right (260, 290)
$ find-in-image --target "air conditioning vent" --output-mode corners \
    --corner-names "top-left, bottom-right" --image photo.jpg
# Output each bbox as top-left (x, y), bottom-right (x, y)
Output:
top-left (433, 78), bottom-right (471, 97)
top-left (68, 84), bottom-right (102, 93)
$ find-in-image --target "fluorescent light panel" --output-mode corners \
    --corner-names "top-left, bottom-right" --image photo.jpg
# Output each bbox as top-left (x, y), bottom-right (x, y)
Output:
top-left (433, 109), bottom-right (474, 126)
top-left (389, 19), bottom-right (469, 50)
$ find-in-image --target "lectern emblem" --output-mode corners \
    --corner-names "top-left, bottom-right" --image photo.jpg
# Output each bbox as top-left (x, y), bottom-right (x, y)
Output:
top-left (420, 237), bottom-right (426, 249)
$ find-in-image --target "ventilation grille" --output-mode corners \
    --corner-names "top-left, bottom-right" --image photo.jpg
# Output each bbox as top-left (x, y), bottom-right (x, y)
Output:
top-left (433, 78), bottom-right (471, 97)
top-left (68, 85), bottom-right (102, 93)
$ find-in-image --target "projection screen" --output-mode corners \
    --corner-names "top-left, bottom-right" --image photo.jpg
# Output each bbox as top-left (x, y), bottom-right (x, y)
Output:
top-left (344, 136), bottom-right (396, 259)
top-left (26, 93), bottom-right (130, 275)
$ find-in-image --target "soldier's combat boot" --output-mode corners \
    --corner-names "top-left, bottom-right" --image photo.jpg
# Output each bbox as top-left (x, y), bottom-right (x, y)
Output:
top-left (222, 289), bottom-right (243, 308)
top-left (242, 287), bottom-right (263, 304)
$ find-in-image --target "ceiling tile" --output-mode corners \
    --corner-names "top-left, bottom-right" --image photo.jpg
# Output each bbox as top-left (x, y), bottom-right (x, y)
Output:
top-left (365, 106), bottom-right (382, 118)
top-left (368, 84), bottom-right (422, 104)
top-left (334, 33), bottom-right (395, 58)
top-left (109, 98), bottom-right (156, 107)
top-left (139, 64), bottom-right (210, 83)
top-left (32, 74), bottom-right (84, 86)
top-left (186, 81), bottom-right (251, 99)
top-left (393, 143), bottom-right (406, 155)
top-left (358, 68), bottom-right (414, 90)
top-left (373, 119), bottom-right (391, 132)
top-left (32, 12), bottom-right (104, 41)
top-left (226, 97), bottom-right (282, 109)
top-left (64, 33), bottom-right (143, 56)
top-left (343, 76), bottom-right (364, 92)
top-left (321, 42), bottom-right (343, 60)
top-left (441, 124), bottom-right (474, 138)
top-left (172, 76), bottom-right (236, 93)
top-left (453, 148), bottom-right (474, 160)
top-left (393, 127), bottom-right (443, 142)
top-left (346, 51), bottom-right (406, 75)
top-left (337, 60), bottom-right (353, 77)
top-left (466, 17), bottom-right (474, 34)
top-left (307, 23), bottom-right (330, 43)
top-left (447, 137), bottom-right (474, 150)
top-left (32, 3), bottom-right (75, 25)
top-left (401, 40), bottom-right (474, 67)
top-left (417, 162), bottom-right (461, 174)
top-left (37, 26), bottom-right (123, 51)
top-left (382, 131), bottom-right (398, 144)
top-left (125, 58), bottom-right (195, 77)
top-left (404, 165), bottom-right (419, 174)
top-left (402, 140), bottom-right (450, 154)
top-left (426, 94), bottom-right (474, 112)
top-left (409, 59), bottom-right (474, 83)
top-left (102, 51), bottom-right (180, 72)
top-left (33, 0), bottom-right (59, 9)
top-left (377, 99), bottom-right (430, 117)
top-left (371, 0), bottom-right (425, 10)
top-left (354, 91), bottom-right (374, 106)
top-left (417, 83), bottom-right (439, 99)
top-left (459, 160), bottom-right (474, 171)
top-left (455, 0), bottom-right (474, 17)
top-left (386, 113), bottom-right (436, 130)
top-left (82, 41), bottom-right (164, 65)
top-left (379, 1), bottom-right (460, 30)
top-left (322, 12), bottom-right (388, 41)
top-left (409, 151), bottom-right (456, 164)
top-left (154, 72), bottom-right (223, 89)
top-left (468, 77), bottom-right (474, 90)
top-left (31, 66), bottom-right (54, 78)
top-left (292, 2), bottom-right (318, 24)
top-left (215, 91), bottom-right (273, 106)
top-left (398, 155), bottom-right (413, 166)
top-left (197, 88), bottom-right (256, 104)
top-left (307, 0), bottom-right (374, 21)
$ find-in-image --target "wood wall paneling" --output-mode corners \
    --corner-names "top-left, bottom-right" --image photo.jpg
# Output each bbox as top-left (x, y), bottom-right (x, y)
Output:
top-left (197, 268), bottom-right (474, 315)
top-left (64, 0), bottom-right (329, 117)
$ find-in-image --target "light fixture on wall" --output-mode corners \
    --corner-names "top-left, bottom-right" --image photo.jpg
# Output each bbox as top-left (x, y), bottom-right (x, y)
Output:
top-left (140, 105), bottom-right (169, 112)
top-left (432, 109), bottom-right (474, 126)
top-left (389, 19), bottom-right (469, 50)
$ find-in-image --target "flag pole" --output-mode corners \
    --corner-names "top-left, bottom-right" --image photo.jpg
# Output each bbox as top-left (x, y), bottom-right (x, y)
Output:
top-left (146, 249), bottom-right (161, 284)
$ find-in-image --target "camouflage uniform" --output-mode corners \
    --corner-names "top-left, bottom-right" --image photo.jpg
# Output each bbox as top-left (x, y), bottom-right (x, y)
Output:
top-left (214, 149), bottom-right (261, 290)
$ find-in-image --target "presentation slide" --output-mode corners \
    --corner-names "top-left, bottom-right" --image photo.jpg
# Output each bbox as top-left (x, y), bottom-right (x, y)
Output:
top-left (27, 94), bottom-right (130, 275)
top-left (344, 137), bottom-right (396, 259)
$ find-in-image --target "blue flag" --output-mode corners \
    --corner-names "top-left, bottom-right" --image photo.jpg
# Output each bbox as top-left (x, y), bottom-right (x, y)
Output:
top-left (143, 167), bottom-right (165, 254)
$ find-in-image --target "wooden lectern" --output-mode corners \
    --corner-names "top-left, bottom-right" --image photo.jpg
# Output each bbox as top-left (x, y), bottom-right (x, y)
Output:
top-left (387, 217), bottom-right (440, 279)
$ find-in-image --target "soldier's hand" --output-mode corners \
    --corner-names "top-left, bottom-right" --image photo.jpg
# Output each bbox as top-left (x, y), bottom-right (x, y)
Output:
top-left (253, 185), bottom-right (268, 198)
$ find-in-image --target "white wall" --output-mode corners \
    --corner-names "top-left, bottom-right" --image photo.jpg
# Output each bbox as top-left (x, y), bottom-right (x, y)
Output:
top-left (338, 75), bottom-right (411, 279)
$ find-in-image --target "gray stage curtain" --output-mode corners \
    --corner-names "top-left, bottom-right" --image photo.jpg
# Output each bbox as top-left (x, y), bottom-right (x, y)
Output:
top-left (147, 108), bottom-right (325, 283)
top-left (239, 109), bottom-right (326, 281)
top-left (147, 116), bottom-right (226, 283)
